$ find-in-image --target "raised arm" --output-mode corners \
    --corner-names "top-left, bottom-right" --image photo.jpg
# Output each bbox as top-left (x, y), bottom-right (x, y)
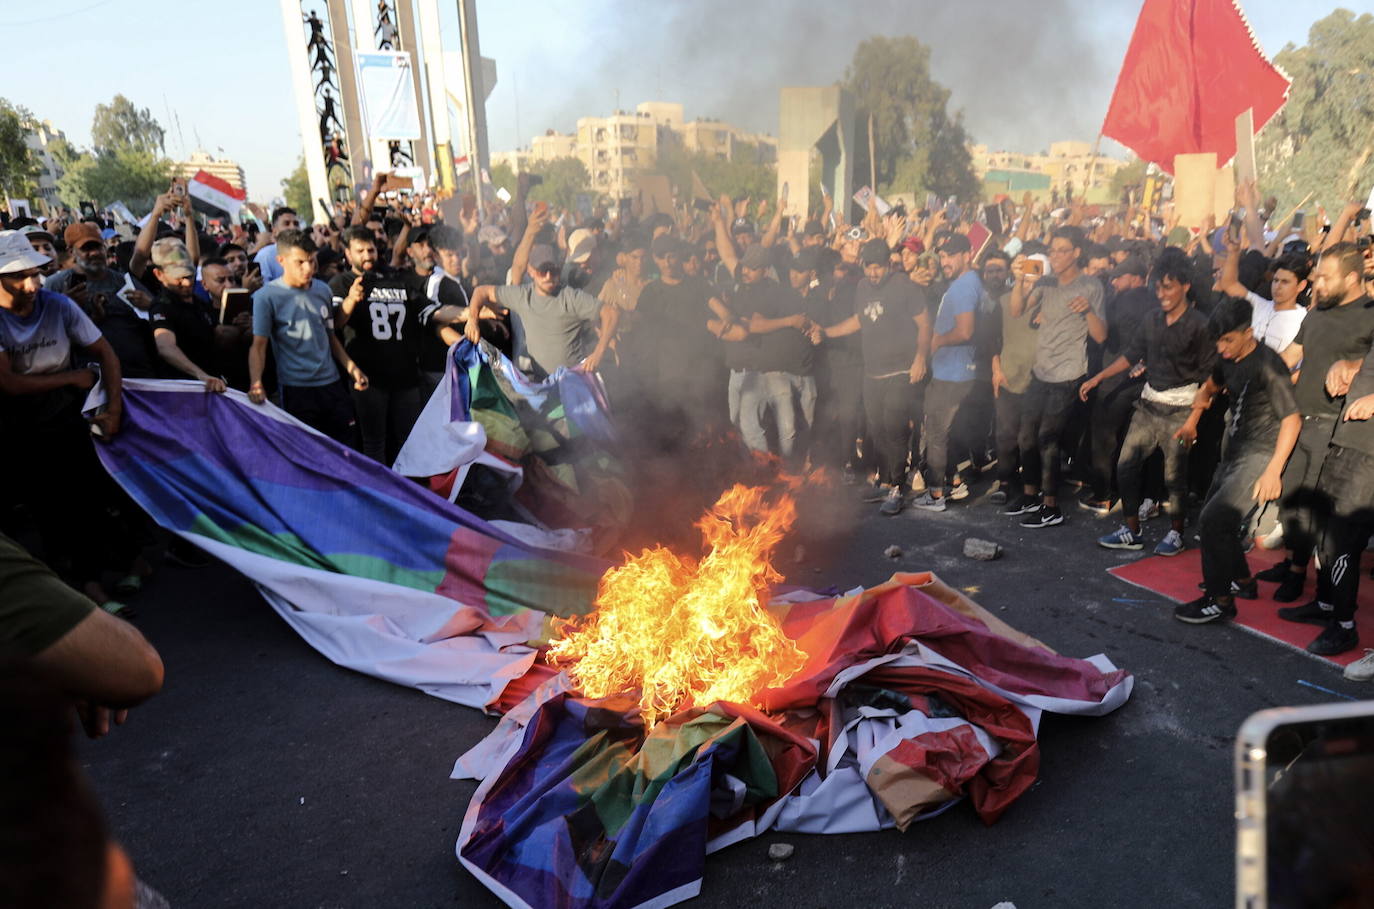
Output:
top-left (1214, 235), bottom-right (1249, 298)
top-left (352, 171), bottom-right (388, 226)
top-left (130, 191), bottom-right (174, 278)
top-left (712, 195), bottom-right (739, 277)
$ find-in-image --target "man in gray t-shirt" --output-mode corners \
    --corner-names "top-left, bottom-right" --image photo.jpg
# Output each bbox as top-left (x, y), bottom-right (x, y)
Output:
top-left (1031, 272), bottom-right (1105, 383)
top-left (465, 243), bottom-right (618, 380)
top-left (1002, 227), bottom-right (1108, 528)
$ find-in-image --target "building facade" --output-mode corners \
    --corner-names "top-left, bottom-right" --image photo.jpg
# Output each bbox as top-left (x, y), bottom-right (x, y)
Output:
top-left (23, 119), bottom-right (67, 212)
top-left (970, 141), bottom-right (1125, 203)
top-left (173, 149), bottom-right (247, 194)
top-left (498, 101), bottom-right (776, 201)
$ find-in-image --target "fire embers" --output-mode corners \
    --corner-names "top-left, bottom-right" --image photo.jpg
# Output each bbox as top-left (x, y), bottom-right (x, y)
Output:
top-left (548, 484), bottom-right (807, 727)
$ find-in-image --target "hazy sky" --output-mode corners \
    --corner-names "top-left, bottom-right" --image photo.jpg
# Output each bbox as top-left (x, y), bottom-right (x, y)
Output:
top-left (4, 0), bottom-right (1371, 204)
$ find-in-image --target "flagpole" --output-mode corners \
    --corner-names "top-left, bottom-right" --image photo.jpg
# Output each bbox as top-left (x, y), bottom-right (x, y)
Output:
top-left (1084, 132), bottom-right (1104, 200)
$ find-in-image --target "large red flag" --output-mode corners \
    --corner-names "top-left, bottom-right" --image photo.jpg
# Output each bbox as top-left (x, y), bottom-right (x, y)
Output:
top-left (1102, 0), bottom-right (1290, 174)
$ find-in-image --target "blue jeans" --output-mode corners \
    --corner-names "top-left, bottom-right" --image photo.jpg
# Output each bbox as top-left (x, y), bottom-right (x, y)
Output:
top-left (734, 370), bottom-right (816, 459)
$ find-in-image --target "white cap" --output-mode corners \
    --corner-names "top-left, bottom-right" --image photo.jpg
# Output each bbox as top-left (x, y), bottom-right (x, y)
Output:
top-left (0, 230), bottom-right (52, 274)
top-left (567, 228), bottom-right (597, 264)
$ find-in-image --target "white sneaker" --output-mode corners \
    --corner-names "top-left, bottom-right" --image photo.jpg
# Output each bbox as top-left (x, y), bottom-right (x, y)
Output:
top-left (1138, 498), bottom-right (1160, 522)
top-left (947, 482), bottom-right (970, 501)
top-left (1258, 522), bottom-right (1285, 551)
top-left (1344, 649), bottom-right (1374, 682)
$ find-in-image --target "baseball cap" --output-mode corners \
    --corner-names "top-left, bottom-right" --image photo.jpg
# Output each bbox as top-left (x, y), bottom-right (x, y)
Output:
top-left (859, 238), bottom-right (890, 265)
top-left (528, 244), bottom-right (557, 271)
top-left (151, 237), bottom-right (195, 279)
top-left (900, 236), bottom-right (925, 254)
top-left (740, 244), bottom-right (771, 269)
top-left (478, 224), bottom-right (508, 246)
top-left (731, 218), bottom-right (756, 236)
top-left (0, 229), bottom-right (53, 274)
top-left (17, 224), bottom-right (55, 244)
top-left (1111, 255), bottom-right (1148, 279)
top-left (64, 221), bottom-right (104, 250)
top-left (567, 228), bottom-right (597, 264)
top-left (937, 233), bottom-right (972, 255)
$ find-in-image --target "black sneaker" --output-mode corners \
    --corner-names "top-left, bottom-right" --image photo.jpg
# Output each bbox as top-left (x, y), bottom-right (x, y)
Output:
top-left (1273, 572), bottom-right (1305, 603)
top-left (1020, 505), bottom-right (1064, 528)
top-left (1254, 559), bottom-right (1292, 583)
top-left (1174, 595), bottom-right (1236, 624)
top-left (1195, 579), bottom-right (1258, 600)
top-left (1002, 493), bottom-right (1040, 516)
top-left (1307, 621), bottom-right (1359, 656)
top-left (1277, 599), bottom-right (1334, 626)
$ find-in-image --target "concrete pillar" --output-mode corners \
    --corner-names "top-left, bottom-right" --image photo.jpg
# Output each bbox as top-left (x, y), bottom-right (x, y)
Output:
top-left (778, 86), bottom-right (854, 223)
top-left (325, 0), bottom-right (370, 196)
top-left (279, 0), bottom-right (333, 223)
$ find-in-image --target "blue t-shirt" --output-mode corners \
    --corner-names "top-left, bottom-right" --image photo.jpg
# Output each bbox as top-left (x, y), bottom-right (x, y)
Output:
top-left (931, 270), bottom-right (984, 382)
top-left (0, 290), bottom-right (102, 375)
top-left (252, 279), bottom-right (338, 388)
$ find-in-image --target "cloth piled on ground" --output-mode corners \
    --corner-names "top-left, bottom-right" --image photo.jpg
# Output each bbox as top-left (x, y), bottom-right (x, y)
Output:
top-left (395, 340), bottom-right (630, 552)
top-left (455, 573), bottom-right (1133, 909)
top-left (92, 379), bottom-right (606, 708)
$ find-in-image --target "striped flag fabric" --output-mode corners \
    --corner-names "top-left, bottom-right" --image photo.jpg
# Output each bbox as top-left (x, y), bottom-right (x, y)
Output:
top-left (186, 169), bottom-right (247, 219)
top-left (92, 379), bottom-right (606, 708)
top-left (456, 574), bottom-right (1133, 909)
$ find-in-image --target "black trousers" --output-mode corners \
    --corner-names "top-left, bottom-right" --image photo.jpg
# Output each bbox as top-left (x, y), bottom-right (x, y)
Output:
top-left (863, 374), bottom-right (919, 488)
top-left (1018, 376), bottom-right (1081, 495)
top-left (815, 354), bottom-right (863, 471)
top-left (994, 387), bottom-right (1024, 487)
top-left (1314, 445), bottom-right (1374, 622)
top-left (1115, 398), bottom-right (1191, 519)
top-left (1198, 448), bottom-right (1271, 596)
top-left (1278, 415), bottom-right (1338, 567)
top-left (281, 380), bottom-right (361, 451)
top-left (1088, 380), bottom-right (1144, 502)
top-left (922, 379), bottom-right (974, 492)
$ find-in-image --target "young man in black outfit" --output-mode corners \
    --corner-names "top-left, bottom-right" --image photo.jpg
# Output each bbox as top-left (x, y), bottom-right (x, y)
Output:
top-left (1276, 243), bottom-right (1374, 655)
top-left (821, 238), bottom-right (931, 516)
top-left (1174, 297), bottom-right (1299, 625)
top-left (1084, 256), bottom-right (1215, 556)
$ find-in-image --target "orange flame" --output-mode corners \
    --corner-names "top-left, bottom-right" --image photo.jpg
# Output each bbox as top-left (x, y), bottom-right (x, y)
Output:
top-left (547, 484), bottom-right (808, 727)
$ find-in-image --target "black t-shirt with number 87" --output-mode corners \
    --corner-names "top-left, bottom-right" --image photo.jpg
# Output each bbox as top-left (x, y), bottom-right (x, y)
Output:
top-left (329, 267), bottom-right (422, 390)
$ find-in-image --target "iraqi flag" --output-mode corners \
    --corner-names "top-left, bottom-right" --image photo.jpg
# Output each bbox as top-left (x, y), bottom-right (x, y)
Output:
top-left (186, 169), bottom-right (246, 219)
top-left (1102, 0), bottom-right (1290, 173)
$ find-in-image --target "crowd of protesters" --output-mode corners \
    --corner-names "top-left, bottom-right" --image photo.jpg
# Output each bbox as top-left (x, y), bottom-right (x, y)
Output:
top-left (3, 167), bottom-right (1374, 684)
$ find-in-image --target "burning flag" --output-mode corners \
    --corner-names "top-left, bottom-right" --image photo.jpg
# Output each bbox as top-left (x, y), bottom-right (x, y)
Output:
top-left (548, 484), bottom-right (807, 726)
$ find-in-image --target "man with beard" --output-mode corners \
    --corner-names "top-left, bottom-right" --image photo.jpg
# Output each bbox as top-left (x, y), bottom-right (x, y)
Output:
top-left (464, 242), bottom-right (618, 381)
top-left (45, 222), bottom-right (150, 320)
top-left (330, 226), bottom-right (424, 463)
top-left (1275, 244), bottom-right (1374, 655)
top-left (909, 234), bottom-right (985, 512)
top-left (820, 238), bottom-right (931, 516)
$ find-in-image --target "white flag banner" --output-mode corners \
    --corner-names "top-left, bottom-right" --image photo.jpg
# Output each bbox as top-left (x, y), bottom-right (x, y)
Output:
top-left (357, 51), bottom-right (422, 141)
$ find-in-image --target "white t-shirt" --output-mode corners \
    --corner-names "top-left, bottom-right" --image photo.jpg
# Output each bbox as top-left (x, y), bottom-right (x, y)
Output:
top-left (1248, 291), bottom-right (1306, 353)
top-left (0, 290), bottom-right (102, 375)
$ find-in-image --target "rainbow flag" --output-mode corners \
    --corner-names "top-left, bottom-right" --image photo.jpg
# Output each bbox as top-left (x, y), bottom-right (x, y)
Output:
top-left (93, 379), bottom-right (607, 708)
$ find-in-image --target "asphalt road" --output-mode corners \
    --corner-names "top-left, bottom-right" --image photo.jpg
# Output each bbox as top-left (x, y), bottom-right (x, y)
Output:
top-left (78, 486), bottom-right (1372, 909)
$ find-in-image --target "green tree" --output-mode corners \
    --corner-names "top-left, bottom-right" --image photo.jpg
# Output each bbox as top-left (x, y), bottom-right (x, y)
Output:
top-left (489, 161), bottom-right (517, 197)
top-left (57, 148), bottom-right (169, 209)
top-left (526, 156), bottom-right (592, 211)
top-left (1256, 10), bottom-right (1374, 213)
top-left (91, 94), bottom-right (165, 156)
top-left (1109, 155), bottom-right (1149, 200)
top-left (843, 36), bottom-right (980, 207)
top-left (0, 98), bottom-right (40, 200)
top-left (281, 156), bottom-right (312, 217)
top-left (649, 142), bottom-right (776, 206)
